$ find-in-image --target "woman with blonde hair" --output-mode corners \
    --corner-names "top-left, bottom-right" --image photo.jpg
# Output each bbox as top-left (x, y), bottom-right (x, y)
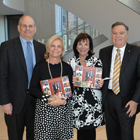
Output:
top-left (30, 35), bottom-right (73, 140)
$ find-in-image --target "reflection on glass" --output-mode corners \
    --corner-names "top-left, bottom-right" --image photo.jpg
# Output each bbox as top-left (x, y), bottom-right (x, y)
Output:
top-left (85, 26), bottom-right (90, 35)
top-left (78, 18), bottom-right (84, 25)
top-left (63, 35), bottom-right (67, 51)
top-left (37, 5), bottom-right (102, 52)
top-left (68, 12), bottom-right (77, 30)
top-left (62, 9), bottom-right (67, 30)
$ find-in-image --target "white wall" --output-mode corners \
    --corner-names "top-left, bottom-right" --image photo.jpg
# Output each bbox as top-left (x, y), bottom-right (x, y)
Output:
top-left (0, 0), bottom-right (56, 44)
top-left (24, 0), bottom-right (56, 41)
top-left (94, 40), bottom-right (112, 57)
top-left (0, 15), bottom-right (5, 45)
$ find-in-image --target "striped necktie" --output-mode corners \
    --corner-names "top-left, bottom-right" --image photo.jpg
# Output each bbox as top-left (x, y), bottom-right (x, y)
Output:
top-left (112, 49), bottom-right (121, 94)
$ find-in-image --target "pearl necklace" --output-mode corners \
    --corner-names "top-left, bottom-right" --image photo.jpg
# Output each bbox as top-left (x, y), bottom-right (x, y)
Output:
top-left (47, 58), bottom-right (63, 79)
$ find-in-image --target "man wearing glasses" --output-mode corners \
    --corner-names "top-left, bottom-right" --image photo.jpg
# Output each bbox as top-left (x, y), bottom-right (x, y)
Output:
top-left (0, 15), bottom-right (45, 140)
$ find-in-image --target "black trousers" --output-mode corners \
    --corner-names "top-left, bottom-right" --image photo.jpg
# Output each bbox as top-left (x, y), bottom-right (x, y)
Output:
top-left (5, 94), bottom-right (35, 140)
top-left (104, 90), bottom-right (136, 140)
top-left (77, 129), bottom-right (96, 140)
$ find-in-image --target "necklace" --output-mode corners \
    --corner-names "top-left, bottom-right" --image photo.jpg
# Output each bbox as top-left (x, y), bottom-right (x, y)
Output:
top-left (47, 58), bottom-right (63, 79)
top-left (80, 61), bottom-right (86, 63)
top-left (80, 60), bottom-right (86, 66)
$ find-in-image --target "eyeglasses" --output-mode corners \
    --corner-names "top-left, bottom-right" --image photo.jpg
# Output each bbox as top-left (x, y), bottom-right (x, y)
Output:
top-left (20, 24), bottom-right (35, 29)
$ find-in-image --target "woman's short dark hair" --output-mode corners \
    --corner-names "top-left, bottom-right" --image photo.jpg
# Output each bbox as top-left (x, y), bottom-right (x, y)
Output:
top-left (73, 33), bottom-right (94, 57)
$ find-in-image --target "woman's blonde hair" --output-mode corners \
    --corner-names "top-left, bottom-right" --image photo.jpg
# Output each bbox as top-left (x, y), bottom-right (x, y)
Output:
top-left (44, 35), bottom-right (65, 60)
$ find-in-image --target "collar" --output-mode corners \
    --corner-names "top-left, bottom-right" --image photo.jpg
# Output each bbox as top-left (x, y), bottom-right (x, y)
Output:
top-left (19, 36), bottom-right (33, 45)
top-left (113, 44), bottom-right (126, 53)
top-left (75, 54), bottom-right (91, 64)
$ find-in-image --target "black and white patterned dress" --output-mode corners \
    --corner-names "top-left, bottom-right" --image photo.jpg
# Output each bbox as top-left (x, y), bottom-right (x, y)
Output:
top-left (30, 60), bottom-right (73, 140)
top-left (67, 55), bottom-right (104, 130)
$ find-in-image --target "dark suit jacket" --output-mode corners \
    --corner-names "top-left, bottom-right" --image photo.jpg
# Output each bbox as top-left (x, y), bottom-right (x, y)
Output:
top-left (85, 72), bottom-right (90, 81)
top-left (0, 37), bottom-right (45, 114)
top-left (52, 84), bottom-right (58, 95)
top-left (99, 43), bottom-right (140, 113)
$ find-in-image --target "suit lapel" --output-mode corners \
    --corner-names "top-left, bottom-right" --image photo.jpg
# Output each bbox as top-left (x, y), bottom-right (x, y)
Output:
top-left (33, 40), bottom-right (39, 63)
top-left (13, 37), bottom-right (27, 72)
top-left (120, 44), bottom-right (132, 76)
top-left (106, 46), bottom-right (113, 76)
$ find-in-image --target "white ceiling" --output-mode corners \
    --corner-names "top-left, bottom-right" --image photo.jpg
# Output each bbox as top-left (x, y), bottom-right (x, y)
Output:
top-left (0, 0), bottom-right (24, 15)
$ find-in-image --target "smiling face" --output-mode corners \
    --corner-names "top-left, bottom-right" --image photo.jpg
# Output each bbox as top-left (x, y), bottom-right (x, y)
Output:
top-left (112, 25), bottom-right (128, 48)
top-left (17, 15), bottom-right (36, 41)
top-left (48, 39), bottom-right (63, 59)
top-left (76, 39), bottom-right (90, 58)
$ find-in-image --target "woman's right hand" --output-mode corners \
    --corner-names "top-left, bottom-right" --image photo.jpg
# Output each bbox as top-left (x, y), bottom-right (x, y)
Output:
top-left (97, 78), bottom-right (104, 88)
top-left (48, 96), bottom-right (66, 106)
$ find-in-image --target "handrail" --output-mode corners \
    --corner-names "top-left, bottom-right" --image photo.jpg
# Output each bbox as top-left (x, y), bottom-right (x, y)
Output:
top-left (38, 22), bottom-right (101, 53)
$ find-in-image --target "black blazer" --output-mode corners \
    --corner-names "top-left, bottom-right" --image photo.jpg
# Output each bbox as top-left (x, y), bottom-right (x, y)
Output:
top-left (99, 43), bottom-right (140, 113)
top-left (0, 37), bottom-right (45, 114)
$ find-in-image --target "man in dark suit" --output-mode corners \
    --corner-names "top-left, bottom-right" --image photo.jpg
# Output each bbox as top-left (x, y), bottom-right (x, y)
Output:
top-left (0, 15), bottom-right (45, 140)
top-left (52, 83), bottom-right (59, 94)
top-left (99, 22), bottom-right (140, 140)
top-left (85, 71), bottom-right (91, 81)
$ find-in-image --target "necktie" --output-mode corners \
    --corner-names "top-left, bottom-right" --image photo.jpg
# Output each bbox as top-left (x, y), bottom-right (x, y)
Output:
top-left (26, 41), bottom-right (33, 85)
top-left (112, 49), bottom-right (121, 94)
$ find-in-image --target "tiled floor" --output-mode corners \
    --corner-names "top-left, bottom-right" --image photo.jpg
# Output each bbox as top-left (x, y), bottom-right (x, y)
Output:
top-left (0, 106), bottom-right (140, 140)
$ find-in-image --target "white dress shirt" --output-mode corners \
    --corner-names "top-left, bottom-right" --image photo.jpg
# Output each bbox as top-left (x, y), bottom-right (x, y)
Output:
top-left (108, 45), bottom-right (126, 89)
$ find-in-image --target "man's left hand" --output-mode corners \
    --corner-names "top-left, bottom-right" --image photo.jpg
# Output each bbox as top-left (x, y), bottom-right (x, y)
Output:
top-left (125, 100), bottom-right (138, 117)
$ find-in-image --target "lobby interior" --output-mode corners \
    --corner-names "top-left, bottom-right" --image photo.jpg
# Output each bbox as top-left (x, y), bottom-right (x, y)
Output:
top-left (0, 0), bottom-right (140, 140)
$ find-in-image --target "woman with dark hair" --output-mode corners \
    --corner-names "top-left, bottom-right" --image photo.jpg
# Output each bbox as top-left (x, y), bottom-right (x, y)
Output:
top-left (67, 33), bottom-right (104, 140)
